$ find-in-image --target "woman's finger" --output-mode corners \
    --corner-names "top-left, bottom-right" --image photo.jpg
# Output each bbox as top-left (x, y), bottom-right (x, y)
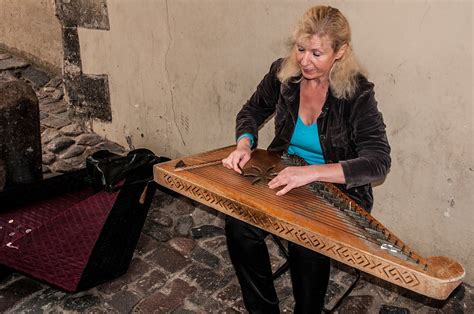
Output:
top-left (276, 184), bottom-right (293, 196)
top-left (222, 157), bottom-right (232, 169)
top-left (268, 175), bottom-right (285, 189)
top-left (238, 153), bottom-right (250, 169)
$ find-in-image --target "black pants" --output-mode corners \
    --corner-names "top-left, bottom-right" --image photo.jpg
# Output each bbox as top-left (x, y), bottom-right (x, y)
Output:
top-left (225, 216), bottom-right (330, 314)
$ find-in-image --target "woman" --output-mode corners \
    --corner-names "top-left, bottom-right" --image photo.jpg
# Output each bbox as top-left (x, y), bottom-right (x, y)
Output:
top-left (222, 5), bottom-right (391, 314)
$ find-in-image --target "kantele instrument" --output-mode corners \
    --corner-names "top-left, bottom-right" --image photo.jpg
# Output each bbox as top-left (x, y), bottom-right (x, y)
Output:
top-left (153, 146), bottom-right (465, 300)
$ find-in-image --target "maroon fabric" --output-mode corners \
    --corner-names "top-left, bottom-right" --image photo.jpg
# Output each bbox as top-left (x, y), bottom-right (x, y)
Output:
top-left (0, 188), bottom-right (119, 291)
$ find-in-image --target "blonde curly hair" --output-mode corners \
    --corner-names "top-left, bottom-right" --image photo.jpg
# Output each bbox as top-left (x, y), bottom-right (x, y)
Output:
top-left (277, 6), bottom-right (366, 99)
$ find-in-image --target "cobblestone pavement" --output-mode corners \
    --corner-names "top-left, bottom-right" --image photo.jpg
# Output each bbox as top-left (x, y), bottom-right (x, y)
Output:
top-left (0, 51), bottom-right (473, 313)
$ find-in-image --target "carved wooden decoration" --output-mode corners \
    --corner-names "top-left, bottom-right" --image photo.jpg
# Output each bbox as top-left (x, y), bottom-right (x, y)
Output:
top-left (154, 146), bottom-right (465, 300)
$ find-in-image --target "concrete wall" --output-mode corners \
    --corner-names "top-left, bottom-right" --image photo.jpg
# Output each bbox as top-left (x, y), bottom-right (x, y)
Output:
top-left (79, 0), bottom-right (473, 284)
top-left (0, 0), bottom-right (62, 73)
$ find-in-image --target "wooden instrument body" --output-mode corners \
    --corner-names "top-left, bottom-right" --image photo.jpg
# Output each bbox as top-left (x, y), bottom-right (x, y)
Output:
top-left (153, 146), bottom-right (464, 300)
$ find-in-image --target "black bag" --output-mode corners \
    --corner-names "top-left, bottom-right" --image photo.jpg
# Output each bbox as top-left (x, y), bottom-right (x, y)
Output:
top-left (86, 148), bottom-right (165, 192)
top-left (79, 148), bottom-right (170, 290)
top-left (0, 149), bottom-right (170, 291)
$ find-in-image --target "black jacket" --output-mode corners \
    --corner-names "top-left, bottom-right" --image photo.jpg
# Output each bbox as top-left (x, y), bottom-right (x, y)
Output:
top-left (236, 59), bottom-right (391, 211)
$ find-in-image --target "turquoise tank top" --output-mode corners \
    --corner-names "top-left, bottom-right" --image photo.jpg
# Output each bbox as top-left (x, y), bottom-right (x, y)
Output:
top-left (287, 116), bottom-right (325, 165)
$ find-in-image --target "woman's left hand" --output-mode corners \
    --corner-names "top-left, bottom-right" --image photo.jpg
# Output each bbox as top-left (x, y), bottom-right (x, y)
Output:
top-left (268, 166), bottom-right (316, 196)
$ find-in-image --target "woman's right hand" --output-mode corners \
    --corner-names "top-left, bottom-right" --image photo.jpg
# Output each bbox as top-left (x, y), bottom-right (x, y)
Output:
top-left (222, 137), bottom-right (252, 174)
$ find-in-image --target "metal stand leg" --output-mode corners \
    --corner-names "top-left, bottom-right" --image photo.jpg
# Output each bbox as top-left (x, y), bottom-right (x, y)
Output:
top-left (271, 235), bottom-right (290, 280)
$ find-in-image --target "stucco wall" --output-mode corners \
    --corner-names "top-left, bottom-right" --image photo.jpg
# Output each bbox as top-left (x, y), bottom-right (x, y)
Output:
top-left (0, 0), bottom-right (62, 72)
top-left (80, 0), bottom-right (473, 284)
top-left (0, 0), bottom-right (471, 289)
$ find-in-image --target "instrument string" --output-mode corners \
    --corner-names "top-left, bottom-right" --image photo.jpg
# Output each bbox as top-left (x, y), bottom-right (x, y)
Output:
top-left (282, 154), bottom-right (427, 267)
top-left (207, 172), bottom-right (381, 243)
top-left (191, 159), bottom-right (427, 268)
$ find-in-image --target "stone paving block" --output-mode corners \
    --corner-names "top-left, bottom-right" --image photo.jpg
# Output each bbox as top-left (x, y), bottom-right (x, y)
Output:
top-left (39, 111), bottom-right (49, 120)
top-left (37, 88), bottom-right (51, 98)
top-left (175, 215), bottom-right (193, 236)
top-left (134, 269), bottom-right (167, 296)
top-left (171, 307), bottom-right (196, 314)
top-left (0, 69), bottom-right (17, 81)
top-left (13, 287), bottom-right (67, 313)
top-left (107, 290), bottom-right (142, 312)
top-left (82, 306), bottom-right (112, 313)
top-left (133, 279), bottom-right (196, 313)
top-left (50, 88), bottom-right (64, 102)
top-left (200, 235), bottom-right (227, 252)
top-left (40, 100), bottom-right (67, 114)
top-left (218, 246), bottom-right (232, 265)
top-left (133, 291), bottom-right (169, 313)
top-left (190, 247), bottom-right (220, 269)
top-left (94, 141), bottom-right (126, 154)
top-left (0, 57), bottom-right (29, 71)
top-left (167, 196), bottom-right (196, 216)
top-left (151, 189), bottom-right (176, 208)
top-left (186, 290), bottom-right (227, 312)
top-left (135, 233), bottom-right (159, 256)
top-left (190, 225), bottom-right (225, 239)
top-left (40, 95), bottom-right (63, 106)
top-left (169, 237), bottom-right (197, 256)
top-left (60, 144), bottom-right (86, 159)
top-left (147, 243), bottom-right (191, 273)
top-left (20, 66), bottom-right (51, 88)
top-left (143, 219), bottom-right (172, 242)
top-left (335, 295), bottom-right (374, 313)
top-left (379, 304), bottom-right (410, 314)
top-left (0, 278), bottom-right (43, 312)
top-left (60, 123), bottom-right (86, 136)
top-left (118, 257), bottom-right (154, 281)
top-left (215, 283), bottom-right (243, 305)
top-left (276, 281), bottom-right (294, 312)
top-left (339, 269), bottom-right (359, 287)
top-left (52, 110), bottom-right (69, 121)
top-left (62, 294), bottom-right (101, 311)
top-left (150, 211), bottom-right (174, 227)
top-left (50, 158), bottom-right (84, 173)
top-left (376, 284), bottom-right (401, 304)
top-left (45, 77), bottom-right (63, 88)
top-left (351, 276), bottom-right (371, 293)
top-left (97, 258), bottom-right (152, 294)
top-left (76, 133), bottom-right (103, 146)
top-left (41, 116), bottom-right (71, 129)
top-left (190, 205), bottom-right (219, 227)
top-left (168, 278), bottom-right (198, 300)
top-left (41, 127), bottom-right (61, 144)
top-left (184, 264), bottom-right (229, 291)
top-left (200, 235), bottom-right (227, 253)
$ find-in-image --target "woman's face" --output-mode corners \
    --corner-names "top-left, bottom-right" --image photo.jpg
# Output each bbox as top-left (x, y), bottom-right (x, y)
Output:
top-left (295, 34), bottom-right (344, 81)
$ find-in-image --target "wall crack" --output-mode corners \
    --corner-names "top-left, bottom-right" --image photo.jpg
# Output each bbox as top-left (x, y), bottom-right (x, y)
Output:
top-left (164, 0), bottom-right (186, 148)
